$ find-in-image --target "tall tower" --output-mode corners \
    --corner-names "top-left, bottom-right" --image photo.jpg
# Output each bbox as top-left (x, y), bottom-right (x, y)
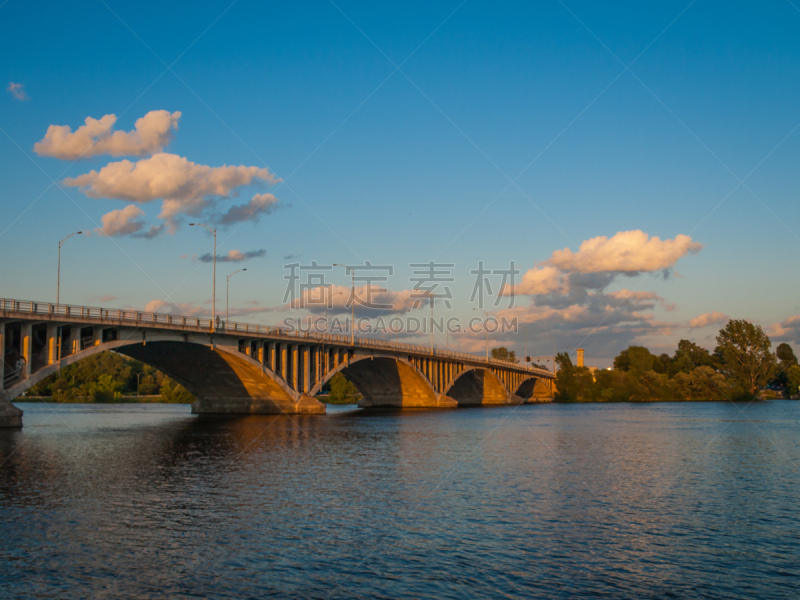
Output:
top-left (576, 348), bottom-right (584, 368)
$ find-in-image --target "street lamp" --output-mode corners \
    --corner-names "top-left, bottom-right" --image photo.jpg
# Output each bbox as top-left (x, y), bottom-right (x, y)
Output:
top-left (57, 231), bottom-right (83, 305)
top-left (226, 268), bottom-right (246, 324)
top-left (430, 295), bottom-right (435, 353)
top-left (189, 223), bottom-right (216, 331)
top-left (136, 373), bottom-right (142, 397)
top-left (473, 308), bottom-right (491, 360)
top-left (333, 264), bottom-right (355, 345)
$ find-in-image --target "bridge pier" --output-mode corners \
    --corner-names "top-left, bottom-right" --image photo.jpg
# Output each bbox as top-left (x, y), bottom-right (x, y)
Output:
top-left (191, 393), bottom-right (325, 416)
top-left (0, 400), bottom-right (22, 428)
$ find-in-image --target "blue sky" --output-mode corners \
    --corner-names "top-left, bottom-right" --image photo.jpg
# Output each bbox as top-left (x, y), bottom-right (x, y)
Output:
top-left (2, 0), bottom-right (800, 365)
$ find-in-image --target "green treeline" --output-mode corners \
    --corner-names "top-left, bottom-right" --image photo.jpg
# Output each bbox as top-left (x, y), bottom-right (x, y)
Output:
top-left (556, 319), bottom-right (800, 403)
top-left (27, 351), bottom-right (194, 403)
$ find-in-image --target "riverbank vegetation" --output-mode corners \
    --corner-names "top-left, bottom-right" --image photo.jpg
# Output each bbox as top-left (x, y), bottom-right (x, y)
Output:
top-left (555, 319), bottom-right (794, 403)
top-left (320, 373), bottom-right (361, 404)
top-left (25, 352), bottom-right (194, 403)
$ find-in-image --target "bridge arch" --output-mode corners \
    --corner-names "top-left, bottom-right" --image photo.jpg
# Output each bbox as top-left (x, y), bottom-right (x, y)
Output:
top-left (445, 366), bottom-right (515, 405)
top-left (4, 337), bottom-right (322, 415)
top-left (512, 375), bottom-right (553, 401)
top-left (310, 353), bottom-right (453, 408)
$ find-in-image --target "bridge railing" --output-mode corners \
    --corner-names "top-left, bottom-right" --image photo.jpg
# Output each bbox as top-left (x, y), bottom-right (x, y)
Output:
top-left (0, 298), bottom-right (554, 377)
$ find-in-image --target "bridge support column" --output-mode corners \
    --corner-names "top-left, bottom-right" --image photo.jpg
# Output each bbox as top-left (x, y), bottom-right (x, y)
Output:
top-left (46, 324), bottom-right (58, 364)
top-left (292, 345), bottom-right (299, 391)
top-left (69, 326), bottom-right (81, 356)
top-left (303, 346), bottom-right (310, 393)
top-left (21, 323), bottom-right (32, 378)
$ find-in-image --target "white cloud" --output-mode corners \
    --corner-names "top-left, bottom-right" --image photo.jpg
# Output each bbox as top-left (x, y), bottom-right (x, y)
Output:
top-left (63, 152), bottom-right (276, 223)
top-left (689, 311), bottom-right (729, 329)
top-left (546, 230), bottom-right (702, 274)
top-left (219, 193), bottom-right (280, 225)
top-left (34, 110), bottom-right (181, 160)
top-left (94, 205), bottom-right (146, 236)
top-left (493, 230), bottom-right (705, 358)
top-left (512, 266), bottom-right (563, 296)
top-left (6, 82), bottom-right (28, 101)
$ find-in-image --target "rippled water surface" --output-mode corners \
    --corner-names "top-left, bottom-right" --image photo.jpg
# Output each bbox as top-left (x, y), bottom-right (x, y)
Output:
top-left (2, 401), bottom-right (800, 599)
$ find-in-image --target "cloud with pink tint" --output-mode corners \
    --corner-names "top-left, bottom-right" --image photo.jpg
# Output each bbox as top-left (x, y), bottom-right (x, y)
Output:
top-left (546, 230), bottom-right (702, 274)
top-left (607, 289), bottom-right (676, 312)
top-left (63, 153), bottom-right (276, 224)
top-left (34, 110), bottom-right (181, 160)
top-left (219, 193), bottom-right (280, 225)
top-left (94, 205), bottom-right (146, 236)
top-left (689, 311), bottom-right (729, 329)
top-left (144, 299), bottom-right (207, 317)
top-left (144, 299), bottom-right (277, 320)
top-left (7, 82), bottom-right (28, 101)
top-left (290, 284), bottom-right (427, 316)
top-left (510, 266), bottom-right (563, 296)
top-left (86, 294), bottom-right (118, 303)
top-left (197, 249), bottom-right (266, 263)
top-left (768, 316), bottom-right (800, 343)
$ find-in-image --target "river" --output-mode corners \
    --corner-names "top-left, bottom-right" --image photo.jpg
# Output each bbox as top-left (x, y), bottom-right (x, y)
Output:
top-left (1, 401), bottom-right (799, 599)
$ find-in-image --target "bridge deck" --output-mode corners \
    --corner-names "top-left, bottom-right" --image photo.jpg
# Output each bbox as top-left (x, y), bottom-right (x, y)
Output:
top-left (0, 298), bottom-right (554, 378)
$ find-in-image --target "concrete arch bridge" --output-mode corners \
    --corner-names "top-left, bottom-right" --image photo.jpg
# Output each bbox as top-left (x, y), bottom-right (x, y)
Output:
top-left (0, 299), bottom-right (555, 427)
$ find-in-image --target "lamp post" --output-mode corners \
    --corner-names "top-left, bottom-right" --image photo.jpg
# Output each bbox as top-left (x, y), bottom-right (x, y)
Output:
top-left (430, 296), bottom-right (434, 353)
top-left (333, 264), bottom-right (355, 345)
top-left (136, 373), bottom-right (142, 397)
top-left (57, 231), bottom-right (83, 305)
top-left (524, 325), bottom-right (528, 365)
top-left (473, 308), bottom-right (491, 360)
top-left (226, 268), bottom-right (246, 325)
top-left (189, 223), bottom-right (216, 331)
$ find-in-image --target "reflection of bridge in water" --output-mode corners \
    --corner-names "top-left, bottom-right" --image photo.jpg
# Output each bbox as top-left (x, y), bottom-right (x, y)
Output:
top-left (0, 299), bottom-right (555, 427)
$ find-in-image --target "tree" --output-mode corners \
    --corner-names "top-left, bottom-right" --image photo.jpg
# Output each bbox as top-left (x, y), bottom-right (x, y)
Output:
top-left (776, 343), bottom-right (798, 368)
top-left (675, 340), bottom-right (716, 369)
top-left (689, 366), bottom-right (727, 401)
top-left (787, 365), bottom-right (800, 398)
top-left (715, 320), bottom-right (776, 397)
top-left (614, 346), bottom-right (655, 373)
top-left (328, 373), bottom-right (360, 403)
top-left (555, 351), bottom-right (573, 371)
top-left (653, 353), bottom-right (671, 374)
top-left (160, 377), bottom-right (194, 403)
top-left (554, 352), bottom-right (579, 401)
top-left (491, 347), bottom-right (518, 363)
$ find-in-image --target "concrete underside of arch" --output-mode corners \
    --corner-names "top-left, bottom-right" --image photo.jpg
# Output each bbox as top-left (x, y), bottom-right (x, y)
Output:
top-left (515, 377), bottom-right (555, 403)
top-left (117, 342), bottom-right (325, 415)
top-left (448, 369), bottom-right (520, 406)
top-left (340, 357), bottom-right (456, 408)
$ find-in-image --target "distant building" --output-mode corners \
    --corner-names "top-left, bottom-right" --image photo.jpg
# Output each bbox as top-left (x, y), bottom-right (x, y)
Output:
top-left (577, 348), bottom-right (599, 380)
